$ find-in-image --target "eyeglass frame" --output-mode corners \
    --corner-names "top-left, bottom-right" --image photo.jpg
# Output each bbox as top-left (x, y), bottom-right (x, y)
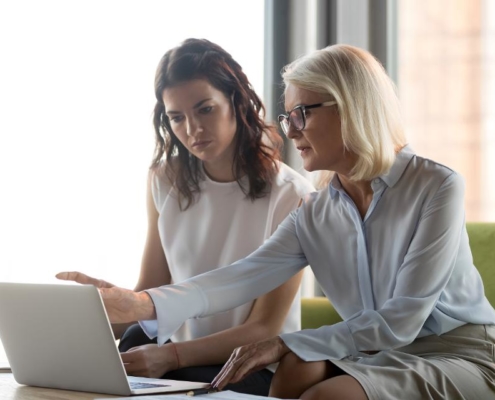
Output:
top-left (278, 100), bottom-right (337, 135)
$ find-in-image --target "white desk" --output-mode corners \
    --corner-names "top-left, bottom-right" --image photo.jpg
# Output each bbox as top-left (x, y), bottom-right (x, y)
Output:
top-left (0, 372), bottom-right (119, 399)
top-left (0, 372), bottom-right (268, 400)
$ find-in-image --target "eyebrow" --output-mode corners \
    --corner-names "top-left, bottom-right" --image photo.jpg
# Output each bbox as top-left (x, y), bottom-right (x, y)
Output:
top-left (166, 98), bottom-right (213, 115)
top-left (284, 103), bottom-right (306, 112)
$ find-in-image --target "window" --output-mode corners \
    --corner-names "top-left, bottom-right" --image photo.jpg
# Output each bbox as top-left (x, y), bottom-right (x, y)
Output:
top-left (398, 0), bottom-right (495, 221)
top-left (0, 0), bottom-right (264, 365)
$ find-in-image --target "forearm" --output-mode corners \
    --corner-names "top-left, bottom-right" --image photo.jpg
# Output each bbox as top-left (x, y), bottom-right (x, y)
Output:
top-left (145, 259), bottom-right (303, 344)
top-left (175, 321), bottom-right (279, 368)
top-left (143, 214), bottom-right (306, 344)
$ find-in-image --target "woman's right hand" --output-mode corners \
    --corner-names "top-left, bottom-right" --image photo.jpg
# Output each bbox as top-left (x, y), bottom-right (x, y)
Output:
top-left (121, 343), bottom-right (179, 378)
top-left (55, 271), bottom-right (115, 288)
top-left (56, 271), bottom-right (156, 323)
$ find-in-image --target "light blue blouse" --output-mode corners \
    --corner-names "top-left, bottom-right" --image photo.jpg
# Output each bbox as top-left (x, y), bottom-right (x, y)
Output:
top-left (142, 146), bottom-right (495, 361)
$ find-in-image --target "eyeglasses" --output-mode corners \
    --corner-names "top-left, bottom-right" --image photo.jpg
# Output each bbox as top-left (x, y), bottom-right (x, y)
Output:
top-left (278, 101), bottom-right (337, 135)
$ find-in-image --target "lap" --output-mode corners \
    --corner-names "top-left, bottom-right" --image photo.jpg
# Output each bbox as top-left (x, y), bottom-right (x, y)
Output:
top-left (331, 324), bottom-right (495, 400)
top-left (164, 364), bottom-right (273, 396)
top-left (118, 324), bottom-right (273, 396)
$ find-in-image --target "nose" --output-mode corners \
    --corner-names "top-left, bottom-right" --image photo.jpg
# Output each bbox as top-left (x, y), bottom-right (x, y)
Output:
top-left (186, 116), bottom-right (203, 137)
top-left (286, 125), bottom-right (301, 140)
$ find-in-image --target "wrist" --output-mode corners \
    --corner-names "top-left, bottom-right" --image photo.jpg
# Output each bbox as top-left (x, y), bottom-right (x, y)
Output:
top-left (276, 336), bottom-right (291, 357)
top-left (169, 342), bottom-right (181, 370)
top-left (136, 291), bottom-right (156, 320)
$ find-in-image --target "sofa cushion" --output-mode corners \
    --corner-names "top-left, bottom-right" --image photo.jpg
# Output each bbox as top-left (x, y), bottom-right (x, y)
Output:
top-left (466, 223), bottom-right (495, 306)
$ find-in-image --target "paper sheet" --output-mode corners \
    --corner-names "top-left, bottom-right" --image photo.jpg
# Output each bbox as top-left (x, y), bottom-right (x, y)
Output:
top-left (95, 390), bottom-right (288, 399)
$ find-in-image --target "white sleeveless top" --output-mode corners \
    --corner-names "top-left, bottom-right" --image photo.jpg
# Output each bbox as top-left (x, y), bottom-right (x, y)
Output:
top-left (151, 161), bottom-right (315, 343)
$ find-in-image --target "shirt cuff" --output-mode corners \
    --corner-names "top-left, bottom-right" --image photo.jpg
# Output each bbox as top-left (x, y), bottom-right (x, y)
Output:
top-left (140, 282), bottom-right (206, 346)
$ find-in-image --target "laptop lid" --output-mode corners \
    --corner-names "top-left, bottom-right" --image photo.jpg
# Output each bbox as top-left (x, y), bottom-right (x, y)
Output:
top-left (0, 283), bottom-right (208, 396)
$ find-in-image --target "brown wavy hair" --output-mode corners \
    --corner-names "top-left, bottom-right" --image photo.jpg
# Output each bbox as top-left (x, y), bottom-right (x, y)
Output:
top-left (151, 38), bottom-right (282, 210)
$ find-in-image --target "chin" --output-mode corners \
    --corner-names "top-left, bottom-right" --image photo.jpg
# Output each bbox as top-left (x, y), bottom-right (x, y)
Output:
top-left (302, 160), bottom-right (318, 172)
top-left (192, 150), bottom-right (216, 162)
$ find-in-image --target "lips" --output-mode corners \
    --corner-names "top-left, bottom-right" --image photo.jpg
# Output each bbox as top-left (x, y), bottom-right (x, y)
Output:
top-left (296, 145), bottom-right (312, 155)
top-left (192, 140), bottom-right (212, 148)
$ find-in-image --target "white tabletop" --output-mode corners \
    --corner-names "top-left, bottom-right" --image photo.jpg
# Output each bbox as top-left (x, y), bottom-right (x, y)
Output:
top-left (0, 372), bottom-right (118, 400)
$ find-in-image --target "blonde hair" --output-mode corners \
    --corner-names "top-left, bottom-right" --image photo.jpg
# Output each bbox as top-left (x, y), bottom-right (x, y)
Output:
top-left (282, 44), bottom-right (406, 182)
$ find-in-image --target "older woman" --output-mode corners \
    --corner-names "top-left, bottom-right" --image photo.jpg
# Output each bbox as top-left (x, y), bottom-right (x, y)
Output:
top-left (59, 44), bottom-right (495, 400)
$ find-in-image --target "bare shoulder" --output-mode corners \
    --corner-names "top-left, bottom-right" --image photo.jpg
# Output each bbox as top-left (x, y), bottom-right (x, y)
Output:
top-left (150, 158), bottom-right (175, 187)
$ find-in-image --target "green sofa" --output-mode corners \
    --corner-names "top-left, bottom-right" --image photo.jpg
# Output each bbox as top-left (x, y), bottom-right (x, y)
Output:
top-left (301, 222), bottom-right (495, 329)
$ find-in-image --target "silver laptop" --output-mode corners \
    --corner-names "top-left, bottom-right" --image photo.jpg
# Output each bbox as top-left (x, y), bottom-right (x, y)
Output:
top-left (0, 282), bottom-right (209, 396)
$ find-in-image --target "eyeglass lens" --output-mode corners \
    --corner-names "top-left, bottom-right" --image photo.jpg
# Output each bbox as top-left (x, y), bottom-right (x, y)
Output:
top-left (279, 108), bottom-right (305, 134)
top-left (290, 108), bottom-right (305, 130)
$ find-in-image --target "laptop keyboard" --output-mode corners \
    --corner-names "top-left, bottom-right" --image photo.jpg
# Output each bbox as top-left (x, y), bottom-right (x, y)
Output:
top-left (130, 381), bottom-right (171, 389)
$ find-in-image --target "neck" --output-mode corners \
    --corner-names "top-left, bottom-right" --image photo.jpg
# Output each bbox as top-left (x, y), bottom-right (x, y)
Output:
top-left (203, 160), bottom-right (236, 182)
top-left (337, 174), bottom-right (373, 219)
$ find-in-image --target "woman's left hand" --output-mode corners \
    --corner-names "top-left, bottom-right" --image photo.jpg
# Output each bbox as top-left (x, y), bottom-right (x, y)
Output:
top-left (211, 336), bottom-right (291, 390)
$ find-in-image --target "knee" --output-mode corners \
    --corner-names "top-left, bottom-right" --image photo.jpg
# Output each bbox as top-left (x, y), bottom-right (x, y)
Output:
top-left (300, 386), bottom-right (323, 400)
top-left (270, 353), bottom-right (329, 399)
top-left (280, 351), bottom-right (304, 368)
top-left (273, 351), bottom-right (305, 381)
top-left (300, 383), bottom-right (333, 400)
top-left (269, 352), bottom-right (306, 398)
top-left (301, 375), bottom-right (368, 400)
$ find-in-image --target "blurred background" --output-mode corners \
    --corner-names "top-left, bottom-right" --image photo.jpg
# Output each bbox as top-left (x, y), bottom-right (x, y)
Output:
top-left (0, 0), bottom-right (494, 364)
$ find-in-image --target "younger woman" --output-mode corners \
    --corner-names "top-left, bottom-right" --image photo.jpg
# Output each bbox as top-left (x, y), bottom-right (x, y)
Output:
top-left (58, 38), bottom-right (314, 396)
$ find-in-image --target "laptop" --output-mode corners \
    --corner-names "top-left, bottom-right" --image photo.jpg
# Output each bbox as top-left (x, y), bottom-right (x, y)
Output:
top-left (0, 282), bottom-right (209, 395)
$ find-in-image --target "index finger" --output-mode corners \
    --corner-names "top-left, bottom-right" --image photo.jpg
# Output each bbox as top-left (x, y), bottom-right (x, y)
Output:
top-left (211, 351), bottom-right (236, 388)
top-left (213, 351), bottom-right (251, 390)
top-left (55, 271), bottom-right (110, 287)
top-left (212, 361), bottom-right (239, 390)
